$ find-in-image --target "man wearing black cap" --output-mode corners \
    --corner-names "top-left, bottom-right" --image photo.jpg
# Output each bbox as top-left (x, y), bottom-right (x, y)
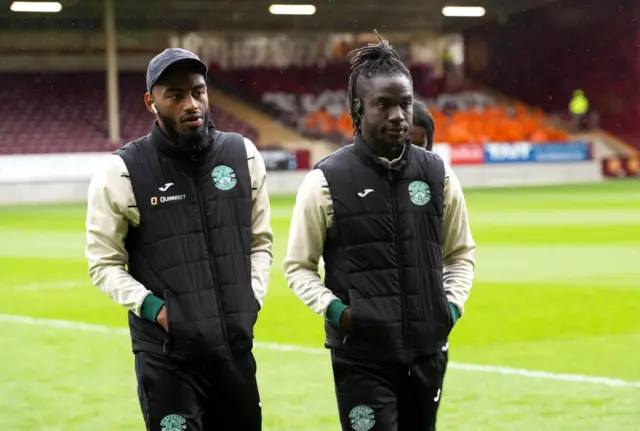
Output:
top-left (85, 48), bottom-right (273, 430)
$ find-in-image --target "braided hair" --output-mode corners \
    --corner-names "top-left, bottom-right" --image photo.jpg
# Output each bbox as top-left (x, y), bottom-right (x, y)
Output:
top-left (412, 100), bottom-right (435, 151)
top-left (347, 30), bottom-right (413, 133)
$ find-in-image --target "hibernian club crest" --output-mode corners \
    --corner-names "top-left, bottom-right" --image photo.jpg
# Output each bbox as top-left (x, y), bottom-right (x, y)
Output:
top-left (408, 180), bottom-right (431, 206)
top-left (211, 165), bottom-right (237, 191)
top-left (348, 405), bottom-right (375, 431)
top-left (160, 414), bottom-right (186, 431)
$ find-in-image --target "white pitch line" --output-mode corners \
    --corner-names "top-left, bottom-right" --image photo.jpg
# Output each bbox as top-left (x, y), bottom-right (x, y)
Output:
top-left (449, 363), bottom-right (640, 388)
top-left (1, 313), bottom-right (639, 389)
top-left (0, 313), bottom-right (128, 334)
top-left (5, 280), bottom-right (88, 292)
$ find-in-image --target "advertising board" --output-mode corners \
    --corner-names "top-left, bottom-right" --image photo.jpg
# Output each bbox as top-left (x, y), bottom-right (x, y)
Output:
top-left (484, 142), bottom-right (591, 164)
top-left (448, 143), bottom-right (485, 165)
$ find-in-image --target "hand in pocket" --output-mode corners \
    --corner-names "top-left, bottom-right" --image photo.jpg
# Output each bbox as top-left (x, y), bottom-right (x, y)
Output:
top-left (340, 308), bottom-right (353, 332)
top-left (156, 305), bottom-right (168, 332)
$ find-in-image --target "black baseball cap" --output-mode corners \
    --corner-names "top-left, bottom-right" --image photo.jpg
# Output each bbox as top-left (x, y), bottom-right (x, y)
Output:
top-left (146, 48), bottom-right (208, 92)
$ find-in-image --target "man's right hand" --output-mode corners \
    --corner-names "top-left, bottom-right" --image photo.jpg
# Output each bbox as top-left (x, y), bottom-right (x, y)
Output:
top-left (340, 308), bottom-right (353, 332)
top-left (156, 306), bottom-right (168, 331)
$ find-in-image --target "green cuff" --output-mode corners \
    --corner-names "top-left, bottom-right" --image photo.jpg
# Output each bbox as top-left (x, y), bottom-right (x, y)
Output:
top-left (326, 300), bottom-right (349, 326)
top-left (140, 294), bottom-right (165, 323)
top-left (449, 303), bottom-right (461, 326)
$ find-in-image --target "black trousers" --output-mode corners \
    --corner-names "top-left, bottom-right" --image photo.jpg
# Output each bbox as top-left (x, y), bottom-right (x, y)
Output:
top-left (432, 341), bottom-right (449, 429)
top-left (331, 342), bottom-right (449, 431)
top-left (135, 351), bottom-right (261, 431)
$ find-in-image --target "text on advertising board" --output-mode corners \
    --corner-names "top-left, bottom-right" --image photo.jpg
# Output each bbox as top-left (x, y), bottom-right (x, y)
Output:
top-left (448, 143), bottom-right (485, 165)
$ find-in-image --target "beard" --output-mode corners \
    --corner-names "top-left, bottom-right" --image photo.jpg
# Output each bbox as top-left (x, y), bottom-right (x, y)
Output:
top-left (158, 111), bottom-right (211, 152)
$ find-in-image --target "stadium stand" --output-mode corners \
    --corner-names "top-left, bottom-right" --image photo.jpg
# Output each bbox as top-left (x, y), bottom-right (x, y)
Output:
top-left (207, 87), bottom-right (325, 150)
top-left (462, 0), bottom-right (640, 151)
top-left (0, 65), bottom-right (620, 159)
top-left (211, 65), bottom-right (572, 146)
top-left (0, 72), bottom-right (258, 155)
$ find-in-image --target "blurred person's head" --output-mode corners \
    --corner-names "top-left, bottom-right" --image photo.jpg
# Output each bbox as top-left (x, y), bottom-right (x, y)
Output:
top-left (144, 48), bottom-right (211, 150)
top-left (410, 100), bottom-right (435, 150)
top-left (348, 31), bottom-right (413, 159)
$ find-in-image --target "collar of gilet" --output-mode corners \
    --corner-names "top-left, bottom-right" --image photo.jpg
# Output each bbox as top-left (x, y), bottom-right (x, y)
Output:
top-left (150, 120), bottom-right (215, 160)
top-left (353, 132), bottom-right (411, 172)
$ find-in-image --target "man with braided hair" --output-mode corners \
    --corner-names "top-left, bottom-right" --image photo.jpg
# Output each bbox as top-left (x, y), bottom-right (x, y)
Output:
top-left (411, 100), bottom-right (435, 150)
top-left (284, 31), bottom-right (475, 430)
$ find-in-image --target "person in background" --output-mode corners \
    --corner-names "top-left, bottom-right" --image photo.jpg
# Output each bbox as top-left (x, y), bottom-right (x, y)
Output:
top-left (569, 89), bottom-right (589, 131)
top-left (411, 98), bottom-right (451, 428)
top-left (411, 100), bottom-right (435, 150)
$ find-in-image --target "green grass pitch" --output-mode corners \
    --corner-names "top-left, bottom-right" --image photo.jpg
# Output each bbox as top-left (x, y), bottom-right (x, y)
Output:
top-left (0, 180), bottom-right (638, 430)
